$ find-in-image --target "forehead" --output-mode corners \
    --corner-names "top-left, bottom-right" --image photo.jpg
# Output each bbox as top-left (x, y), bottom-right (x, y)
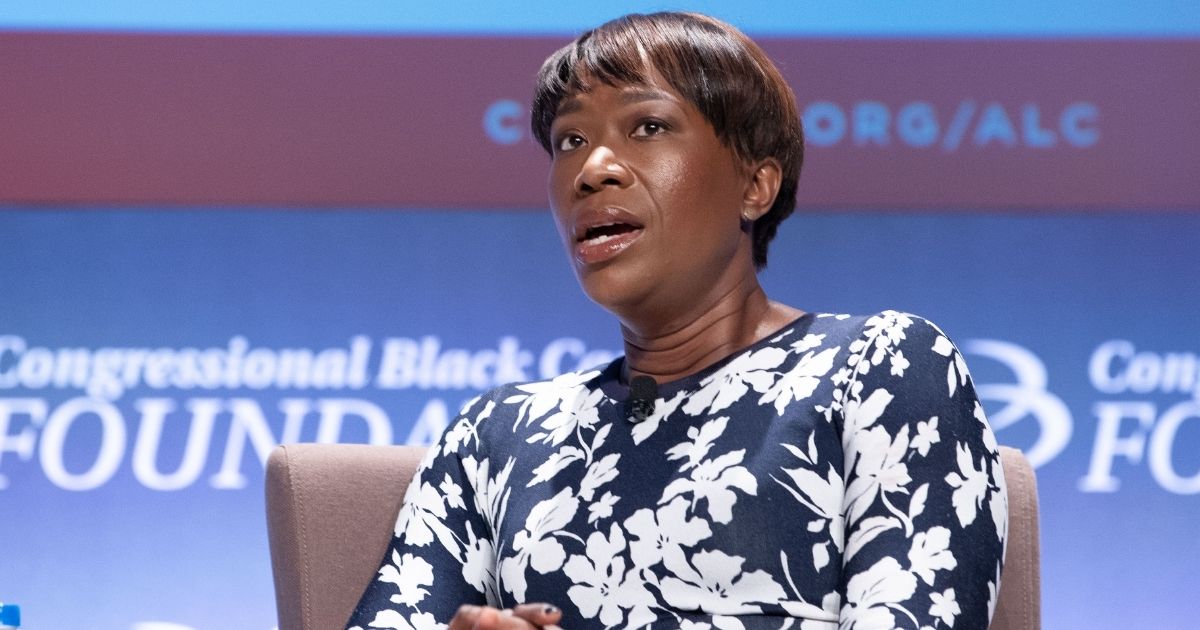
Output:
top-left (554, 81), bottom-right (682, 119)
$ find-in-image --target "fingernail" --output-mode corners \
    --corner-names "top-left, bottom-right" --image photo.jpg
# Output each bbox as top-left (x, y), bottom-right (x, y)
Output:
top-left (500, 608), bottom-right (514, 616)
top-left (543, 605), bottom-right (559, 615)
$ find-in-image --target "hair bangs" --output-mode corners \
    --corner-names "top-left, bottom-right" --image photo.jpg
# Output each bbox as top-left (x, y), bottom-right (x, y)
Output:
top-left (531, 21), bottom-right (657, 152)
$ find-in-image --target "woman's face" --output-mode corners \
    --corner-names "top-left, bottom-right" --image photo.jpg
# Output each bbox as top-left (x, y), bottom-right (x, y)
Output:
top-left (547, 69), bottom-right (757, 321)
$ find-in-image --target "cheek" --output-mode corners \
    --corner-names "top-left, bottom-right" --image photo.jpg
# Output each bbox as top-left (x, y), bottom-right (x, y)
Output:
top-left (647, 155), bottom-right (699, 212)
top-left (547, 168), bottom-right (575, 240)
top-left (655, 156), bottom-right (741, 236)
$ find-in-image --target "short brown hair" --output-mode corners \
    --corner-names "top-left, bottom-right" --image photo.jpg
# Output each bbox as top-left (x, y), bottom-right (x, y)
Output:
top-left (530, 12), bottom-right (804, 269)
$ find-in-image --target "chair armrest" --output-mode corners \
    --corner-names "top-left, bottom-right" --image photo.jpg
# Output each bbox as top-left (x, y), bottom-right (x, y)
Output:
top-left (991, 446), bottom-right (1042, 630)
top-left (266, 443), bottom-right (428, 630)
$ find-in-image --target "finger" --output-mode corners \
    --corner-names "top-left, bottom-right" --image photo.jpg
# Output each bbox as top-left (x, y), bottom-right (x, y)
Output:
top-left (448, 604), bottom-right (484, 630)
top-left (475, 606), bottom-right (523, 630)
top-left (510, 603), bottom-right (563, 626)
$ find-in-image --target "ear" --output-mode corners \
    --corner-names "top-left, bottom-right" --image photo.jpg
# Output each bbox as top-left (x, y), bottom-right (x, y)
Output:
top-left (740, 158), bottom-right (782, 222)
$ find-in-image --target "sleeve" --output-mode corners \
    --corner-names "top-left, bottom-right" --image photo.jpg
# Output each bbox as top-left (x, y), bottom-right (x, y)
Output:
top-left (834, 312), bottom-right (1007, 630)
top-left (346, 394), bottom-right (503, 630)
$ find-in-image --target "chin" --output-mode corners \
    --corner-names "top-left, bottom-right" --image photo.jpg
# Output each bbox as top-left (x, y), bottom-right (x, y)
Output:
top-left (575, 264), bottom-right (657, 317)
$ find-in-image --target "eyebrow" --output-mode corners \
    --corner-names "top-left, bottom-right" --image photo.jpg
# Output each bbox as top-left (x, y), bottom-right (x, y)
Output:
top-left (555, 86), bottom-right (676, 117)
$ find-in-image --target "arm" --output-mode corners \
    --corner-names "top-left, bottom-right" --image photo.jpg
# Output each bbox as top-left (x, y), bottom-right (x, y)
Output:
top-left (835, 312), bottom-right (1007, 629)
top-left (346, 395), bottom-right (503, 629)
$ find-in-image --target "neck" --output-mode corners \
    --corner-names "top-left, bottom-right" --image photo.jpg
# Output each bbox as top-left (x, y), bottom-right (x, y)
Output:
top-left (619, 284), bottom-right (802, 384)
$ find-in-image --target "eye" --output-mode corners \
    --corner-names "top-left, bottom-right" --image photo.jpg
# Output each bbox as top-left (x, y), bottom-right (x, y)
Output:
top-left (556, 133), bottom-right (586, 153)
top-left (632, 119), bottom-right (669, 138)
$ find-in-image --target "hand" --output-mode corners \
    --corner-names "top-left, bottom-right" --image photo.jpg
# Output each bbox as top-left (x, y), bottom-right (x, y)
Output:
top-left (448, 603), bottom-right (563, 630)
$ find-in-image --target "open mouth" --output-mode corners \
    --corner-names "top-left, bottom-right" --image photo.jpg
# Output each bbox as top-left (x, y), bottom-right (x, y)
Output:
top-left (573, 217), bottom-right (645, 265)
top-left (578, 221), bottom-right (643, 245)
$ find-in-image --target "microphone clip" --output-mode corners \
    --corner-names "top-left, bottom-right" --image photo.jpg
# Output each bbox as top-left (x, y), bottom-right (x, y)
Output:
top-left (628, 375), bottom-right (658, 423)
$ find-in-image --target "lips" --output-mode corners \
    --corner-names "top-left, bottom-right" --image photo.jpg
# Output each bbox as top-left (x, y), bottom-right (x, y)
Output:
top-left (572, 206), bottom-right (646, 265)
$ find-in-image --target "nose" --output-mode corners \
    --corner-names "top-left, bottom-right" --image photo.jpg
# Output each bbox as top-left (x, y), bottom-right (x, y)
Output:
top-left (574, 145), bottom-right (632, 195)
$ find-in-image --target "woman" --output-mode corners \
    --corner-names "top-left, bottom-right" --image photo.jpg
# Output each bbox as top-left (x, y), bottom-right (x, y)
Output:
top-left (349, 12), bottom-right (1006, 630)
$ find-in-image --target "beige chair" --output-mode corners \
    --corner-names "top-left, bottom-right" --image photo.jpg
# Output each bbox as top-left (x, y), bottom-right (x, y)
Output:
top-left (266, 444), bottom-right (1040, 630)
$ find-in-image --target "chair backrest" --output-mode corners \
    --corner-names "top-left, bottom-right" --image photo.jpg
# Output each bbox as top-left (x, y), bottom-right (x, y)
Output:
top-left (265, 443), bottom-right (1039, 630)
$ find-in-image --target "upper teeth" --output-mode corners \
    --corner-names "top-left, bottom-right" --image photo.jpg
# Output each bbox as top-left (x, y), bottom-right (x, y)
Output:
top-left (587, 233), bottom-right (619, 244)
top-left (582, 222), bottom-right (620, 241)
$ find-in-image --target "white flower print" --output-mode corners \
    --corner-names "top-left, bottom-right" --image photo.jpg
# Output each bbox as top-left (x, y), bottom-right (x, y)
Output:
top-left (505, 370), bottom-right (596, 423)
top-left (393, 469), bottom-right (438, 543)
top-left (625, 496), bottom-right (712, 569)
top-left (503, 370), bottom-right (602, 445)
top-left (682, 346), bottom-right (789, 415)
top-left (587, 491), bottom-right (619, 524)
top-left (578, 452), bottom-right (620, 501)
top-left (907, 483), bottom-right (930, 525)
top-left (461, 455), bottom-right (514, 536)
top-left (526, 445), bottom-right (584, 487)
top-left (661, 449), bottom-right (758, 524)
top-left (459, 522), bottom-right (498, 602)
top-left (564, 523), bottom-right (656, 627)
top-left (929, 588), bottom-right (960, 626)
top-left (889, 349), bottom-right (910, 377)
top-left (678, 620), bottom-right (757, 630)
top-left (844, 515), bottom-right (900, 564)
top-left (660, 549), bottom-right (786, 613)
top-left (713, 616), bottom-right (747, 630)
top-left (441, 398), bottom-right (488, 456)
top-left (873, 311), bottom-right (914, 347)
top-left (778, 550), bottom-right (842, 620)
top-left (841, 388), bottom-right (895, 448)
top-left (859, 312), bottom-right (913, 373)
top-left (986, 561), bottom-right (1002, 620)
top-left (349, 312), bottom-right (1007, 630)
top-left (498, 487), bottom-right (578, 601)
top-left (377, 550), bottom-right (434, 608)
top-left (843, 424), bottom-right (912, 525)
top-left (911, 416), bottom-right (940, 457)
top-left (931, 334), bottom-right (968, 397)
top-left (365, 610), bottom-right (444, 630)
top-left (526, 386), bottom-right (606, 446)
top-left (760, 346), bottom-right (841, 415)
top-left (393, 473), bottom-right (459, 556)
top-left (667, 416), bottom-right (731, 471)
top-left (773, 435), bottom-right (845, 569)
top-left (840, 557), bottom-right (917, 630)
top-left (790, 333), bottom-right (826, 354)
top-left (973, 401), bottom-right (999, 458)
top-left (944, 443), bottom-right (989, 528)
top-left (439, 473), bottom-right (464, 510)
top-left (908, 526), bottom-right (957, 586)
top-left (990, 471), bottom-right (1009, 546)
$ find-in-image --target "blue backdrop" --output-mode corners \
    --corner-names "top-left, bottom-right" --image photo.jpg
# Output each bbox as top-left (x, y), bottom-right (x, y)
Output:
top-left (1, 2), bottom-right (1198, 628)
top-left (1, 209), bottom-right (1197, 628)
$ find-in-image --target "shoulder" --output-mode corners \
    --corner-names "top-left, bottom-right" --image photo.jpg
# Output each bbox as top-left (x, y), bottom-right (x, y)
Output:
top-left (814, 310), bottom-right (963, 368)
top-left (804, 310), bottom-right (961, 372)
top-left (824, 310), bottom-right (978, 415)
top-left (809, 310), bottom-right (951, 343)
top-left (831, 310), bottom-right (999, 464)
top-left (440, 359), bottom-right (620, 454)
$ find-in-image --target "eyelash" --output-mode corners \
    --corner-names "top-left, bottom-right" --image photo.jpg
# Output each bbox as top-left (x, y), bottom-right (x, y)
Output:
top-left (553, 118), bottom-right (670, 154)
top-left (556, 133), bottom-right (585, 153)
top-left (632, 119), bottom-right (669, 137)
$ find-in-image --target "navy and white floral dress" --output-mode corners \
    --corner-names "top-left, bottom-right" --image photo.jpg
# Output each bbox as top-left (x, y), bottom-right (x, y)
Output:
top-left (348, 311), bottom-right (1007, 630)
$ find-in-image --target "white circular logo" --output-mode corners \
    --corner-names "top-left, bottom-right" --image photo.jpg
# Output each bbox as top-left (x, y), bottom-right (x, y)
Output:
top-left (964, 339), bottom-right (1072, 468)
